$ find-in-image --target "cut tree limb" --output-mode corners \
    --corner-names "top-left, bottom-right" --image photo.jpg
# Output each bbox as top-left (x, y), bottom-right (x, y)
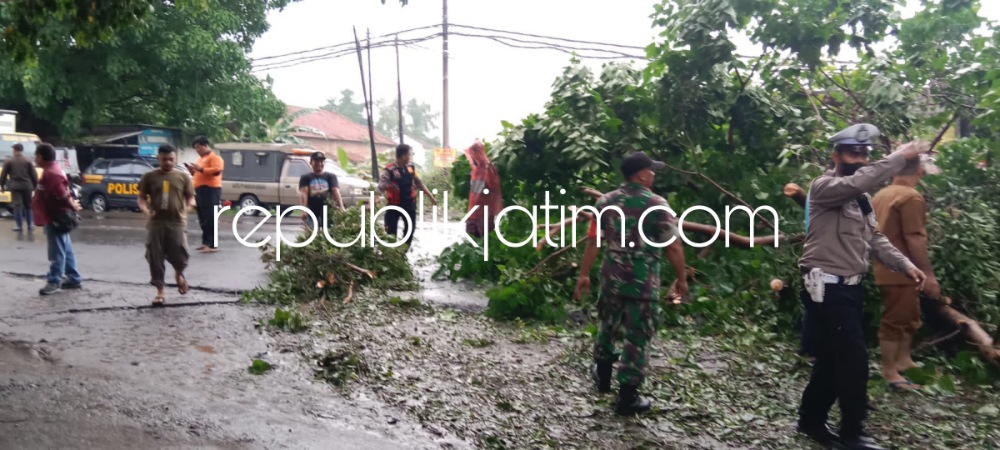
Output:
top-left (346, 263), bottom-right (375, 279)
top-left (927, 300), bottom-right (1000, 370)
top-left (342, 283), bottom-right (354, 304)
top-left (680, 221), bottom-right (784, 248)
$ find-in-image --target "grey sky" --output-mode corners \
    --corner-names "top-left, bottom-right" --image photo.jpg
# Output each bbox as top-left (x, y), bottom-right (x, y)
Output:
top-left (251, 1), bottom-right (998, 151)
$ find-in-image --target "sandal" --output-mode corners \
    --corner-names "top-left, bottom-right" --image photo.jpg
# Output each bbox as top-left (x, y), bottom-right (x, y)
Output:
top-left (176, 274), bottom-right (190, 295)
top-left (152, 296), bottom-right (166, 307)
top-left (888, 379), bottom-right (921, 390)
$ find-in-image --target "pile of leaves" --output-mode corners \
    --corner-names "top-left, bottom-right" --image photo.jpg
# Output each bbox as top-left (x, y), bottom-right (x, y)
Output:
top-left (242, 206), bottom-right (416, 305)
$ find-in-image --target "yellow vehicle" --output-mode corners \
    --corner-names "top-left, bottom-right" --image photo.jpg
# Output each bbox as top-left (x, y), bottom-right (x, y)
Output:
top-left (0, 132), bottom-right (44, 208)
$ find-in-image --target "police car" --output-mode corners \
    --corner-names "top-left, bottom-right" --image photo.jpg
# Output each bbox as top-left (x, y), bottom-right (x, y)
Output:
top-left (80, 157), bottom-right (157, 212)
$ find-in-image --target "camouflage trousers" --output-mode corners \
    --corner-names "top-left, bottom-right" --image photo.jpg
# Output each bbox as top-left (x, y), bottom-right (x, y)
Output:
top-left (592, 292), bottom-right (658, 387)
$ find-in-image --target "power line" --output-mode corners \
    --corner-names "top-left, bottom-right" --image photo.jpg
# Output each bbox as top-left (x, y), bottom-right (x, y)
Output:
top-left (251, 24), bottom-right (863, 72)
top-left (450, 23), bottom-right (648, 52)
top-left (252, 33), bottom-right (442, 71)
top-left (449, 32), bottom-right (644, 59)
top-left (251, 23), bottom-right (443, 63)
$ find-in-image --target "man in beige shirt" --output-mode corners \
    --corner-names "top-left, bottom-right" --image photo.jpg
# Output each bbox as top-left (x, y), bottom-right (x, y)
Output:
top-left (872, 151), bottom-right (941, 390)
top-left (797, 123), bottom-right (929, 450)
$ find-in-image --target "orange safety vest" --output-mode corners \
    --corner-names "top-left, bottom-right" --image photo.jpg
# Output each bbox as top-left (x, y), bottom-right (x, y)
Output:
top-left (384, 162), bottom-right (418, 206)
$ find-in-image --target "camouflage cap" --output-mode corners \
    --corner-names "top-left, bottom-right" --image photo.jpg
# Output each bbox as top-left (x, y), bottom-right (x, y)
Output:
top-left (829, 123), bottom-right (880, 146)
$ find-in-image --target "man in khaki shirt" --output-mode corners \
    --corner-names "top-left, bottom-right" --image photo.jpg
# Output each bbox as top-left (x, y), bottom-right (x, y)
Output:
top-left (797, 123), bottom-right (929, 450)
top-left (872, 151), bottom-right (941, 390)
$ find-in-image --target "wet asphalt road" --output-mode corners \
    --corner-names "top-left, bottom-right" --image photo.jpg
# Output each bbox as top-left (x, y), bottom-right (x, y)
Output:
top-left (0, 211), bottom-right (481, 449)
top-left (0, 211), bottom-right (270, 292)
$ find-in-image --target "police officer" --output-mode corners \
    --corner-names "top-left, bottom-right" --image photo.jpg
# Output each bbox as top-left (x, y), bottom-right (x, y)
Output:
top-left (573, 151), bottom-right (688, 415)
top-left (378, 144), bottom-right (436, 249)
top-left (797, 124), bottom-right (929, 450)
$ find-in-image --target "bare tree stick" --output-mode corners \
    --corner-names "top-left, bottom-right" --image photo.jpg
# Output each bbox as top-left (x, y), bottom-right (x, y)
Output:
top-left (931, 302), bottom-right (1000, 370)
top-left (346, 263), bottom-right (375, 279)
top-left (342, 283), bottom-right (354, 304)
top-left (528, 237), bottom-right (587, 275)
top-left (680, 221), bottom-right (783, 248)
top-left (661, 162), bottom-right (777, 230)
top-left (929, 111), bottom-right (961, 151)
top-left (916, 328), bottom-right (964, 351)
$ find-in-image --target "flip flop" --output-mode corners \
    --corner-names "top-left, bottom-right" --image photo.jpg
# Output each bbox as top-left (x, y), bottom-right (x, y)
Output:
top-left (888, 379), bottom-right (921, 390)
top-left (152, 296), bottom-right (166, 307)
top-left (176, 274), bottom-right (190, 295)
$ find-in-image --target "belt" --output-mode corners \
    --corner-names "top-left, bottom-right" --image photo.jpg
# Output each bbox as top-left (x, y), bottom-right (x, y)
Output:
top-left (822, 273), bottom-right (863, 285)
top-left (800, 267), bottom-right (863, 286)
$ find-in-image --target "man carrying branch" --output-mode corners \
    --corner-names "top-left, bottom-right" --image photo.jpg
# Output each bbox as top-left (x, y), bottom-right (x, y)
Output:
top-left (574, 151), bottom-right (688, 416)
top-left (796, 124), bottom-right (930, 450)
top-left (872, 148), bottom-right (942, 390)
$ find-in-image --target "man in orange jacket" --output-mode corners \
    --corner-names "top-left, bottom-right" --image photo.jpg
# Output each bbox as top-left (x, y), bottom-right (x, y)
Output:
top-left (184, 136), bottom-right (224, 253)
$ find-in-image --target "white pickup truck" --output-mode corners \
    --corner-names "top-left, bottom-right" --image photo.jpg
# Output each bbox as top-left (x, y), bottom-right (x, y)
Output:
top-left (218, 143), bottom-right (372, 213)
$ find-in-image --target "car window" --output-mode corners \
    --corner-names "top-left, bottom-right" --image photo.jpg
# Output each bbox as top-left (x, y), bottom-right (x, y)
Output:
top-left (324, 160), bottom-right (349, 177)
top-left (108, 161), bottom-right (132, 176)
top-left (129, 162), bottom-right (152, 175)
top-left (287, 160), bottom-right (310, 178)
top-left (88, 161), bottom-right (110, 175)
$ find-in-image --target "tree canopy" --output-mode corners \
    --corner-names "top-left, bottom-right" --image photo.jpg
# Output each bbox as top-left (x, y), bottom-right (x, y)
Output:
top-left (0, 0), bottom-right (298, 142)
top-left (375, 97), bottom-right (441, 148)
top-left (441, 0), bottom-right (1000, 354)
top-left (322, 89), bottom-right (368, 126)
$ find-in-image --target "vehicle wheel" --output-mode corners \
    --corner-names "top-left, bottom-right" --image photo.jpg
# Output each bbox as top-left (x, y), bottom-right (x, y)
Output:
top-left (239, 195), bottom-right (261, 216)
top-left (91, 194), bottom-right (108, 213)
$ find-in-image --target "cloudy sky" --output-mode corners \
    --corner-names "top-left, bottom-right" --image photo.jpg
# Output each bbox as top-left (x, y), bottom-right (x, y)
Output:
top-left (251, 1), bottom-right (999, 150)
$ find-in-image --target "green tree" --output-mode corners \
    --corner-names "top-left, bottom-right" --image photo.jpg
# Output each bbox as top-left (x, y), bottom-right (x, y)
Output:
top-left (446, 0), bottom-right (1000, 340)
top-left (374, 97), bottom-right (440, 147)
top-left (0, 0), bottom-right (297, 142)
top-left (322, 89), bottom-right (367, 126)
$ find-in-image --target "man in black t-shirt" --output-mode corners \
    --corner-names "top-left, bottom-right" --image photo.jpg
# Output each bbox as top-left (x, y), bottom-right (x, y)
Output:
top-left (299, 152), bottom-right (344, 228)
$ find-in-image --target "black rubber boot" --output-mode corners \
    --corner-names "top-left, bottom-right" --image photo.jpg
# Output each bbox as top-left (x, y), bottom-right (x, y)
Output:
top-left (614, 384), bottom-right (651, 415)
top-left (591, 360), bottom-right (613, 393)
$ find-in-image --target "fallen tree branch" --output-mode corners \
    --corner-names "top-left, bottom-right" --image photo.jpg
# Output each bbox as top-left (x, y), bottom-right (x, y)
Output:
top-left (929, 111), bottom-right (961, 151)
top-left (929, 301), bottom-right (1000, 370)
top-left (916, 328), bottom-right (964, 351)
top-left (679, 221), bottom-right (783, 248)
top-left (342, 283), bottom-right (354, 304)
top-left (346, 263), bottom-right (375, 279)
top-left (528, 237), bottom-right (587, 275)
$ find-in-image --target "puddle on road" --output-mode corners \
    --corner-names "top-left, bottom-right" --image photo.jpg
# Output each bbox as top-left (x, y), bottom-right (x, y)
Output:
top-left (402, 221), bottom-right (489, 312)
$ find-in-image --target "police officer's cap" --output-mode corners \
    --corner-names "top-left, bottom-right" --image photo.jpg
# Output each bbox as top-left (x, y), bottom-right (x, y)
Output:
top-left (829, 123), bottom-right (880, 146)
top-left (621, 152), bottom-right (666, 178)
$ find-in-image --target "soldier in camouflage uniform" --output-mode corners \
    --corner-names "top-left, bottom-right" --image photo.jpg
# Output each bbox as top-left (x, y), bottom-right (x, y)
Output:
top-left (574, 152), bottom-right (689, 415)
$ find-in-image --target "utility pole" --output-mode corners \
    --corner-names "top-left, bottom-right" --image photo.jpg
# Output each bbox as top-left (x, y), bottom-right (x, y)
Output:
top-left (396, 36), bottom-right (405, 144)
top-left (442, 0), bottom-right (449, 149)
top-left (353, 26), bottom-right (379, 180)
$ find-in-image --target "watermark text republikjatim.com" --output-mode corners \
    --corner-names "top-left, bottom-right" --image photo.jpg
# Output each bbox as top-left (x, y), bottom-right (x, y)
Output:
top-left (213, 190), bottom-right (780, 261)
